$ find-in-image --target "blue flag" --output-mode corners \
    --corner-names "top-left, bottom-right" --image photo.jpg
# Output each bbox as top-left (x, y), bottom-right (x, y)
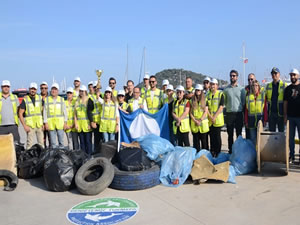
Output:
top-left (119, 104), bottom-right (170, 143)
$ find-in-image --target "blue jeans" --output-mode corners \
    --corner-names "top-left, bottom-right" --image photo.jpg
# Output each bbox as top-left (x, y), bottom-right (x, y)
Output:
top-left (49, 129), bottom-right (65, 149)
top-left (246, 128), bottom-right (257, 146)
top-left (103, 132), bottom-right (115, 143)
top-left (67, 132), bottom-right (80, 150)
top-left (288, 117), bottom-right (300, 160)
top-left (79, 132), bottom-right (92, 155)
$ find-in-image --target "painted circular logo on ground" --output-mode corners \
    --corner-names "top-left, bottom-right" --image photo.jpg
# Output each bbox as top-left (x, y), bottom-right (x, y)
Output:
top-left (67, 198), bottom-right (139, 225)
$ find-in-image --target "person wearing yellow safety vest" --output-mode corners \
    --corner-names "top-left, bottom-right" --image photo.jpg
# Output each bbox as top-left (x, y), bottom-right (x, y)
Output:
top-left (44, 83), bottom-right (68, 149)
top-left (109, 77), bottom-right (118, 98)
top-left (74, 85), bottom-right (93, 155)
top-left (203, 77), bottom-right (211, 96)
top-left (162, 79), bottom-right (170, 103)
top-left (73, 76), bottom-right (81, 99)
top-left (190, 84), bottom-right (209, 152)
top-left (0, 80), bottom-right (20, 143)
top-left (145, 75), bottom-right (163, 114)
top-left (207, 78), bottom-right (224, 157)
top-left (127, 87), bottom-right (148, 113)
top-left (184, 77), bottom-right (194, 100)
top-left (172, 85), bottom-right (191, 147)
top-left (87, 81), bottom-right (102, 152)
top-left (265, 67), bottom-right (287, 132)
top-left (244, 80), bottom-right (267, 145)
top-left (97, 86), bottom-right (120, 142)
top-left (40, 81), bottom-right (50, 148)
top-left (117, 89), bottom-right (129, 113)
top-left (19, 82), bottom-right (44, 149)
top-left (141, 73), bottom-right (150, 99)
top-left (65, 87), bottom-right (80, 150)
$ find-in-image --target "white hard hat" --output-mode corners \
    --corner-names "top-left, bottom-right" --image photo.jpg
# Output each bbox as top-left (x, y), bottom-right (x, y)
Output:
top-left (105, 86), bottom-right (112, 92)
top-left (290, 68), bottom-right (299, 75)
top-left (88, 81), bottom-right (94, 86)
top-left (51, 83), bottom-right (59, 90)
top-left (118, 90), bottom-right (125, 96)
top-left (176, 85), bottom-right (185, 91)
top-left (79, 85), bottom-right (87, 91)
top-left (40, 81), bottom-right (48, 86)
top-left (210, 78), bottom-right (218, 84)
top-left (74, 77), bottom-right (81, 82)
top-left (195, 84), bottom-right (203, 91)
top-left (144, 74), bottom-right (150, 79)
top-left (162, 79), bottom-right (169, 86)
top-left (166, 84), bottom-right (174, 91)
top-left (1, 80), bottom-right (11, 87)
top-left (66, 87), bottom-right (73, 93)
top-left (29, 82), bottom-right (38, 89)
top-left (93, 81), bottom-right (98, 87)
top-left (203, 77), bottom-right (211, 82)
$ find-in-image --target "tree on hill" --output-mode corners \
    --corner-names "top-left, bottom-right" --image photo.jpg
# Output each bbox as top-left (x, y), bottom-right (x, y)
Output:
top-left (137, 69), bottom-right (228, 89)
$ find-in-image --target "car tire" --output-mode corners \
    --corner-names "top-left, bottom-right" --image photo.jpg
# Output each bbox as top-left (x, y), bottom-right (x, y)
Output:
top-left (110, 164), bottom-right (160, 191)
top-left (0, 170), bottom-right (18, 191)
top-left (75, 157), bottom-right (114, 195)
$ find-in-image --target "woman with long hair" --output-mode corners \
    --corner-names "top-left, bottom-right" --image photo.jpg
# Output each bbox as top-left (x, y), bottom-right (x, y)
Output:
top-left (74, 85), bottom-right (92, 155)
top-left (190, 84), bottom-right (209, 151)
top-left (97, 86), bottom-right (119, 142)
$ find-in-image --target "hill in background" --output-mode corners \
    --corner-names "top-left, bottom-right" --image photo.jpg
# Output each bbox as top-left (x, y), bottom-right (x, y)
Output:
top-left (137, 69), bottom-right (228, 89)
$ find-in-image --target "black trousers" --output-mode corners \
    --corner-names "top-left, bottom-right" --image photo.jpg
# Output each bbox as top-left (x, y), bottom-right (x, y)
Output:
top-left (192, 132), bottom-right (208, 152)
top-left (93, 124), bottom-right (102, 153)
top-left (269, 112), bottom-right (284, 132)
top-left (209, 126), bottom-right (222, 157)
top-left (225, 112), bottom-right (243, 153)
top-left (0, 124), bottom-right (20, 143)
top-left (176, 130), bottom-right (190, 147)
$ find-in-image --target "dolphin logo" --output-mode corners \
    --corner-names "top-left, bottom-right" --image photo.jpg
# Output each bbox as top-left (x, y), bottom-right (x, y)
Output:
top-left (85, 213), bottom-right (123, 222)
top-left (87, 200), bottom-right (120, 208)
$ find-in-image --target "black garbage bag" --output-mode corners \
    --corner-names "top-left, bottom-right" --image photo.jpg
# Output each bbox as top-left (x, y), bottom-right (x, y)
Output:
top-left (95, 140), bottom-right (118, 162)
top-left (67, 149), bottom-right (89, 170)
top-left (43, 149), bottom-right (75, 192)
top-left (17, 144), bottom-right (44, 179)
top-left (118, 147), bottom-right (153, 171)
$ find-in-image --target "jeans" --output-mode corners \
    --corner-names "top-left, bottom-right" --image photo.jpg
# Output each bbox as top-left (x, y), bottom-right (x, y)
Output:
top-left (288, 117), bottom-right (300, 160)
top-left (103, 132), bottom-right (115, 143)
top-left (49, 129), bottom-right (65, 149)
top-left (246, 128), bottom-right (257, 146)
top-left (225, 112), bottom-right (243, 153)
top-left (67, 132), bottom-right (80, 150)
top-left (269, 112), bottom-right (284, 132)
top-left (79, 132), bottom-right (93, 155)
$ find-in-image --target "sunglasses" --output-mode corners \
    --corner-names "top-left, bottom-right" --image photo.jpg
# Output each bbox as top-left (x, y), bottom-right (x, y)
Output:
top-left (230, 75), bottom-right (237, 77)
top-left (67, 92), bottom-right (72, 94)
top-left (109, 82), bottom-right (115, 85)
top-left (149, 80), bottom-right (156, 83)
top-left (248, 78), bottom-right (254, 81)
top-left (2, 85), bottom-right (10, 88)
top-left (118, 95), bottom-right (124, 97)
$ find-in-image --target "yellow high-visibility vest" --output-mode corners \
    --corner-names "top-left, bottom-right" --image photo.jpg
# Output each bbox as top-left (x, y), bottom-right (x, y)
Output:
top-left (173, 99), bottom-right (190, 134)
top-left (207, 90), bottom-right (224, 127)
top-left (65, 99), bottom-right (76, 132)
top-left (0, 92), bottom-right (19, 125)
top-left (24, 95), bottom-right (43, 128)
top-left (89, 94), bottom-right (101, 124)
top-left (45, 96), bottom-right (64, 130)
top-left (128, 98), bottom-right (144, 112)
top-left (265, 80), bottom-right (287, 116)
top-left (99, 100), bottom-right (117, 133)
top-left (145, 88), bottom-right (163, 114)
top-left (246, 92), bottom-right (265, 128)
top-left (75, 100), bottom-right (91, 133)
top-left (190, 99), bottom-right (209, 134)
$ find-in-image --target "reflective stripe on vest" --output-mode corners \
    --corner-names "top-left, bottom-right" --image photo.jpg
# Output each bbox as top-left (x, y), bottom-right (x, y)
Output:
top-left (246, 92), bottom-right (264, 128)
top-left (190, 99), bottom-right (209, 134)
top-left (24, 95), bottom-right (43, 128)
top-left (75, 101), bottom-right (91, 133)
top-left (207, 90), bottom-right (224, 127)
top-left (145, 89), bottom-right (162, 114)
top-left (0, 93), bottom-right (19, 125)
top-left (172, 99), bottom-right (190, 134)
top-left (65, 100), bottom-right (76, 132)
top-left (99, 101), bottom-right (117, 133)
top-left (46, 96), bottom-right (64, 130)
top-left (266, 80), bottom-right (286, 116)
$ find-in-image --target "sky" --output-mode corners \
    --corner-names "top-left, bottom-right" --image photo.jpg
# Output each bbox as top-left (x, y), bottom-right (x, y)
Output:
top-left (1, 0), bottom-right (300, 91)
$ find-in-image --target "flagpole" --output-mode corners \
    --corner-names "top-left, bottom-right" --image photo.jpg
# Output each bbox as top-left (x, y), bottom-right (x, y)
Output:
top-left (243, 42), bottom-right (246, 86)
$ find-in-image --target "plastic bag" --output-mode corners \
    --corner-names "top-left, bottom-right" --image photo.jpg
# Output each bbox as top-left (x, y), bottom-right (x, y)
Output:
top-left (230, 136), bottom-right (257, 175)
top-left (160, 146), bottom-right (196, 187)
top-left (17, 144), bottom-right (44, 179)
top-left (43, 149), bottom-right (75, 192)
top-left (67, 149), bottom-right (88, 170)
top-left (214, 152), bottom-right (230, 165)
top-left (195, 150), bottom-right (214, 163)
top-left (227, 165), bottom-right (236, 184)
top-left (118, 147), bottom-right (153, 171)
top-left (136, 134), bottom-right (175, 162)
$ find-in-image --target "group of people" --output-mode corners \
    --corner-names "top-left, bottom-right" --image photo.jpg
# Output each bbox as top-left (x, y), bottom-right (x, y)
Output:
top-left (0, 67), bottom-right (299, 161)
